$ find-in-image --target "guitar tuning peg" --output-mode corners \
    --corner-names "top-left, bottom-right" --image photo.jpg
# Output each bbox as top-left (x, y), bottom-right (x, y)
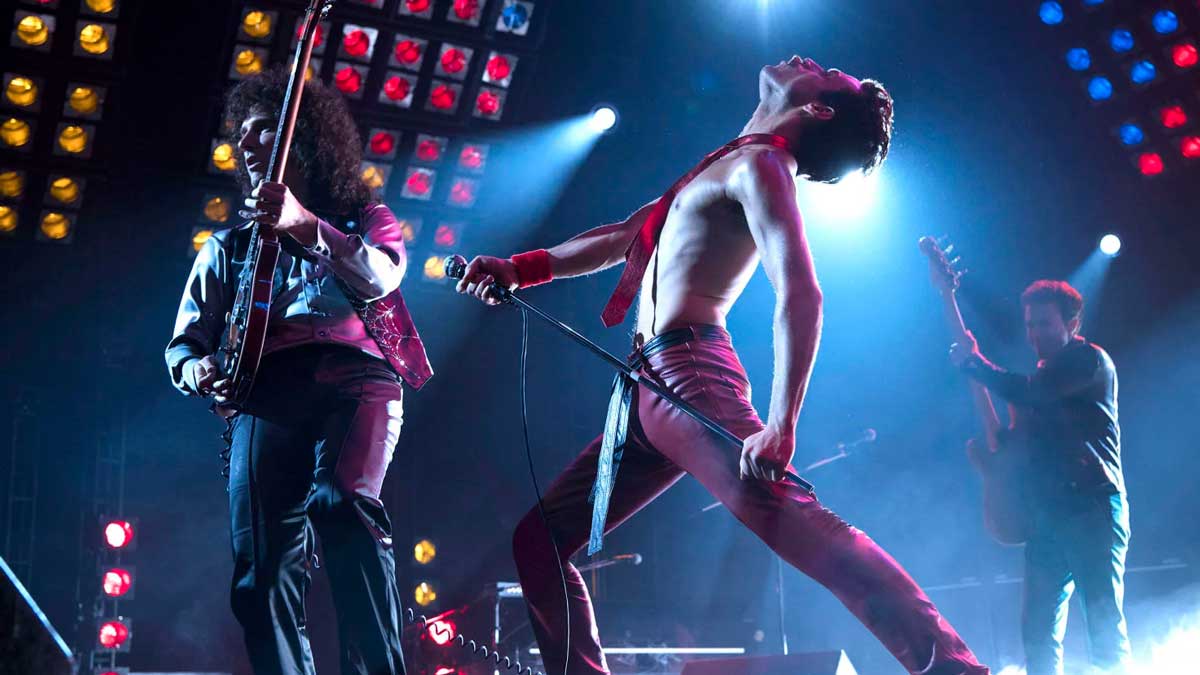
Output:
top-left (949, 256), bottom-right (962, 267)
top-left (959, 267), bottom-right (971, 278)
top-left (944, 244), bottom-right (956, 255)
top-left (937, 235), bottom-right (950, 246)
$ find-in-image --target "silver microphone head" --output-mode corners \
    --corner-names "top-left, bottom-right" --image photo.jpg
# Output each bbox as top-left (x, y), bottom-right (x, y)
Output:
top-left (444, 254), bottom-right (468, 280)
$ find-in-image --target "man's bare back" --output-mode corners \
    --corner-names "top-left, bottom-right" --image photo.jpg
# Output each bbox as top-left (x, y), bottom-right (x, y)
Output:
top-left (634, 146), bottom-right (788, 338)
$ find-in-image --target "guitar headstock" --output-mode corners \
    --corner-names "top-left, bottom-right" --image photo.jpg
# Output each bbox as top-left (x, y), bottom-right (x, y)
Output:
top-left (918, 235), bottom-right (965, 293)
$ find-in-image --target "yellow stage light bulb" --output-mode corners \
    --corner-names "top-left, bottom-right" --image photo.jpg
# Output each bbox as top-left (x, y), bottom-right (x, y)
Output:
top-left (211, 143), bottom-right (237, 172)
top-left (17, 16), bottom-right (51, 47)
top-left (242, 11), bottom-right (272, 39)
top-left (68, 87), bottom-right (101, 115)
top-left (79, 24), bottom-right (111, 55)
top-left (1, 119), bottom-right (32, 148)
top-left (0, 171), bottom-right (23, 198)
top-left (41, 212), bottom-right (70, 240)
top-left (5, 77), bottom-right (38, 108)
top-left (0, 206), bottom-right (17, 233)
top-left (58, 125), bottom-right (89, 154)
top-left (49, 177), bottom-right (80, 204)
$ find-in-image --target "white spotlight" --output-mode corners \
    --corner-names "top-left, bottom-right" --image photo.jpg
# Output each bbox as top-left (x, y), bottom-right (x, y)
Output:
top-left (1099, 233), bottom-right (1122, 257)
top-left (589, 105), bottom-right (618, 134)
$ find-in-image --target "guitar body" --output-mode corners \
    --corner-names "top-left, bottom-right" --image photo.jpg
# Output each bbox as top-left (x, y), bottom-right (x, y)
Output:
top-left (920, 236), bottom-right (1030, 546)
top-left (221, 233), bottom-right (281, 404)
top-left (966, 435), bottom-right (1032, 546)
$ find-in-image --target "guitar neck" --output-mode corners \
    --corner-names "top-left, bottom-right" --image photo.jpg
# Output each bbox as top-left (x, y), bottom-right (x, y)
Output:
top-left (939, 288), bottom-right (1003, 448)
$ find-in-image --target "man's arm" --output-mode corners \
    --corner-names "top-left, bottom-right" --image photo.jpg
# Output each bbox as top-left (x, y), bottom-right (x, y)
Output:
top-left (456, 200), bottom-right (657, 302)
top-left (165, 234), bottom-right (232, 396)
top-left (303, 203), bottom-right (408, 301)
top-left (250, 183), bottom-right (407, 302)
top-left (958, 340), bottom-right (1102, 406)
top-left (734, 149), bottom-right (823, 480)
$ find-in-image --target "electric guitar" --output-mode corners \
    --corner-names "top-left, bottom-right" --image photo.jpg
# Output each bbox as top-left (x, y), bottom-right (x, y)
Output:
top-left (919, 236), bottom-right (1031, 545)
top-left (218, 0), bottom-right (336, 408)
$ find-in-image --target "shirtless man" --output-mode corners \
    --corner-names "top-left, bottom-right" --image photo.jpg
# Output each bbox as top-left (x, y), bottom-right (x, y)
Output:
top-left (458, 56), bottom-right (989, 675)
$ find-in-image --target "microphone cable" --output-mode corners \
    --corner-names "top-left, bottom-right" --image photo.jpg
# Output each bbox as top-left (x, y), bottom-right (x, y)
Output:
top-left (519, 305), bottom-right (571, 675)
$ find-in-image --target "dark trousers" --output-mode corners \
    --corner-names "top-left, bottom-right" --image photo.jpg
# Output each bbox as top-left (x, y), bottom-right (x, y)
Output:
top-left (227, 345), bottom-right (407, 675)
top-left (512, 326), bottom-right (988, 675)
top-left (1023, 492), bottom-right (1131, 675)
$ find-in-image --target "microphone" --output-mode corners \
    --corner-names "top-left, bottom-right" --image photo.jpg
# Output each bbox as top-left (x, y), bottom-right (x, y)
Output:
top-left (804, 428), bottom-right (877, 471)
top-left (443, 254), bottom-right (467, 280)
top-left (444, 254), bottom-right (512, 303)
top-left (836, 428), bottom-right (877, 450)
top-left (575, 552), bottom-right (644, 573)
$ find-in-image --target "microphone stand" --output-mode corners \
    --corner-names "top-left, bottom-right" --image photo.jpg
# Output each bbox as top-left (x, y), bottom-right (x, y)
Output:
top-left (445, 257), bottom-right (815, 493)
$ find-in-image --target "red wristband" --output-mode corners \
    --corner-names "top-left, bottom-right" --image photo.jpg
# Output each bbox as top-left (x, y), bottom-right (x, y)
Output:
top-left (510, 249), bottom-right (553, 289)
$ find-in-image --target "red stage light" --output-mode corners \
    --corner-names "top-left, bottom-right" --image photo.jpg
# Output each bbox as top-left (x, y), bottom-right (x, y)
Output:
top-left (476, 90), bottom-right (500, 116)
top-left (1138, 152), bottom-right (1164, 175)
top-left (441, 48), bottom-right (467, 74)
top-left (1173, 43), bottom-right (1198, 68)
top-left (406, 0), bottom-right (431, 12)
top-left (1160, 105), bottom-right (1187, 128)
top-left (343, 29), bottom-right (370, 58)
top-left (407, 171), bottom-right (432, 196)
top-left (296, 21), bottom-right (325, 48)
top-left (459, 145), bottom-right (484, 170)
top-left (434, 224), bottom-right (459, 247)
top-left (453, 0), bottom-right (480, 20)
top-left (1182, 136), bottom-right (1200, 159)
top-left (416, 139), bottom-right (443, 162)
top-left (449, 180), bottom-right (476, 206)
top-left (430, 85), bottom-right (457, 110)
top-left (433, 668), bottom-right (459, 675)
top-left (383, 76), bottom-right (411, 102)
top-left (395, 39), bottom-right (422, 65)
top-left (98, 620), bottom-right (129, 649)
top-left (102, 568), bottom-right (132, 597)
top-left (335, 66), bottom-right (362, 94)
top-left (486, 55), bottom-right (512, 81)
top-left (370, 132), bottom-right (396, 156)
top-left (103, 520), bottom-right (134, 549)
top-left (427, 618), bottom-right (457, 645)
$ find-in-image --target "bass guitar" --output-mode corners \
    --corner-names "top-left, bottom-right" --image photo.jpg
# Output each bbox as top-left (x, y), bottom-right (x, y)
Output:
top-left (919, 236), bottom-right (1031, 545)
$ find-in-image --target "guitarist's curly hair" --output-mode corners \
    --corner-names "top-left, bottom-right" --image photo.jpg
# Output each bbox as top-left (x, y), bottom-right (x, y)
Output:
top-left (223, 66), bottom-right (371, 215)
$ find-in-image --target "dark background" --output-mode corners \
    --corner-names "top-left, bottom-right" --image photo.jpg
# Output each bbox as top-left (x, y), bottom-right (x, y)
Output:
top-left (2, 1), bottom-right (1199, 674)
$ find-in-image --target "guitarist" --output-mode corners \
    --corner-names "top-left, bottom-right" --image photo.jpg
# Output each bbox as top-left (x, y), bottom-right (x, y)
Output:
top-left (950, 280), bottom-right (1129, 675)
top-left (165, 68), bottom-right (428, 675)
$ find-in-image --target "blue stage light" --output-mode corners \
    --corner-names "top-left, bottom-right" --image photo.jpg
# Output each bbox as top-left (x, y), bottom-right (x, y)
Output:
top-left (1130, 60), bottom-right (1157, 84)
top-left (589, 105), bottom-right (618, 133)
top-left (500, 3), bottom-right (530, 32)
top-left (1083, 0), bottom-right (1105, 5)
top-left (1118, 123), bottom-right (1144, 146)
top-left (1066, 48), bottom-right (1091, 71)
top-left (1110, 29), bottom-right (1134, 53)
top-left (1088, 76), bottom-right (1113, 101)
top-left (1099, 234), bottom-right (1121, 257)
top-left (1152, 11), bottom-right (1179, 35)
top-left (1039, 2), bottom-right (1064, 26)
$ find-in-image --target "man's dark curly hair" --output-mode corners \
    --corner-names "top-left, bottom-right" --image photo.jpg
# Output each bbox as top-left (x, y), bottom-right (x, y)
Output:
top-left (1022, 280), bottom-right (1084, 327)
top-left (794, 80), bottom-right (894, 184)
top-left (223, 66), bottom-right (371, 215)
